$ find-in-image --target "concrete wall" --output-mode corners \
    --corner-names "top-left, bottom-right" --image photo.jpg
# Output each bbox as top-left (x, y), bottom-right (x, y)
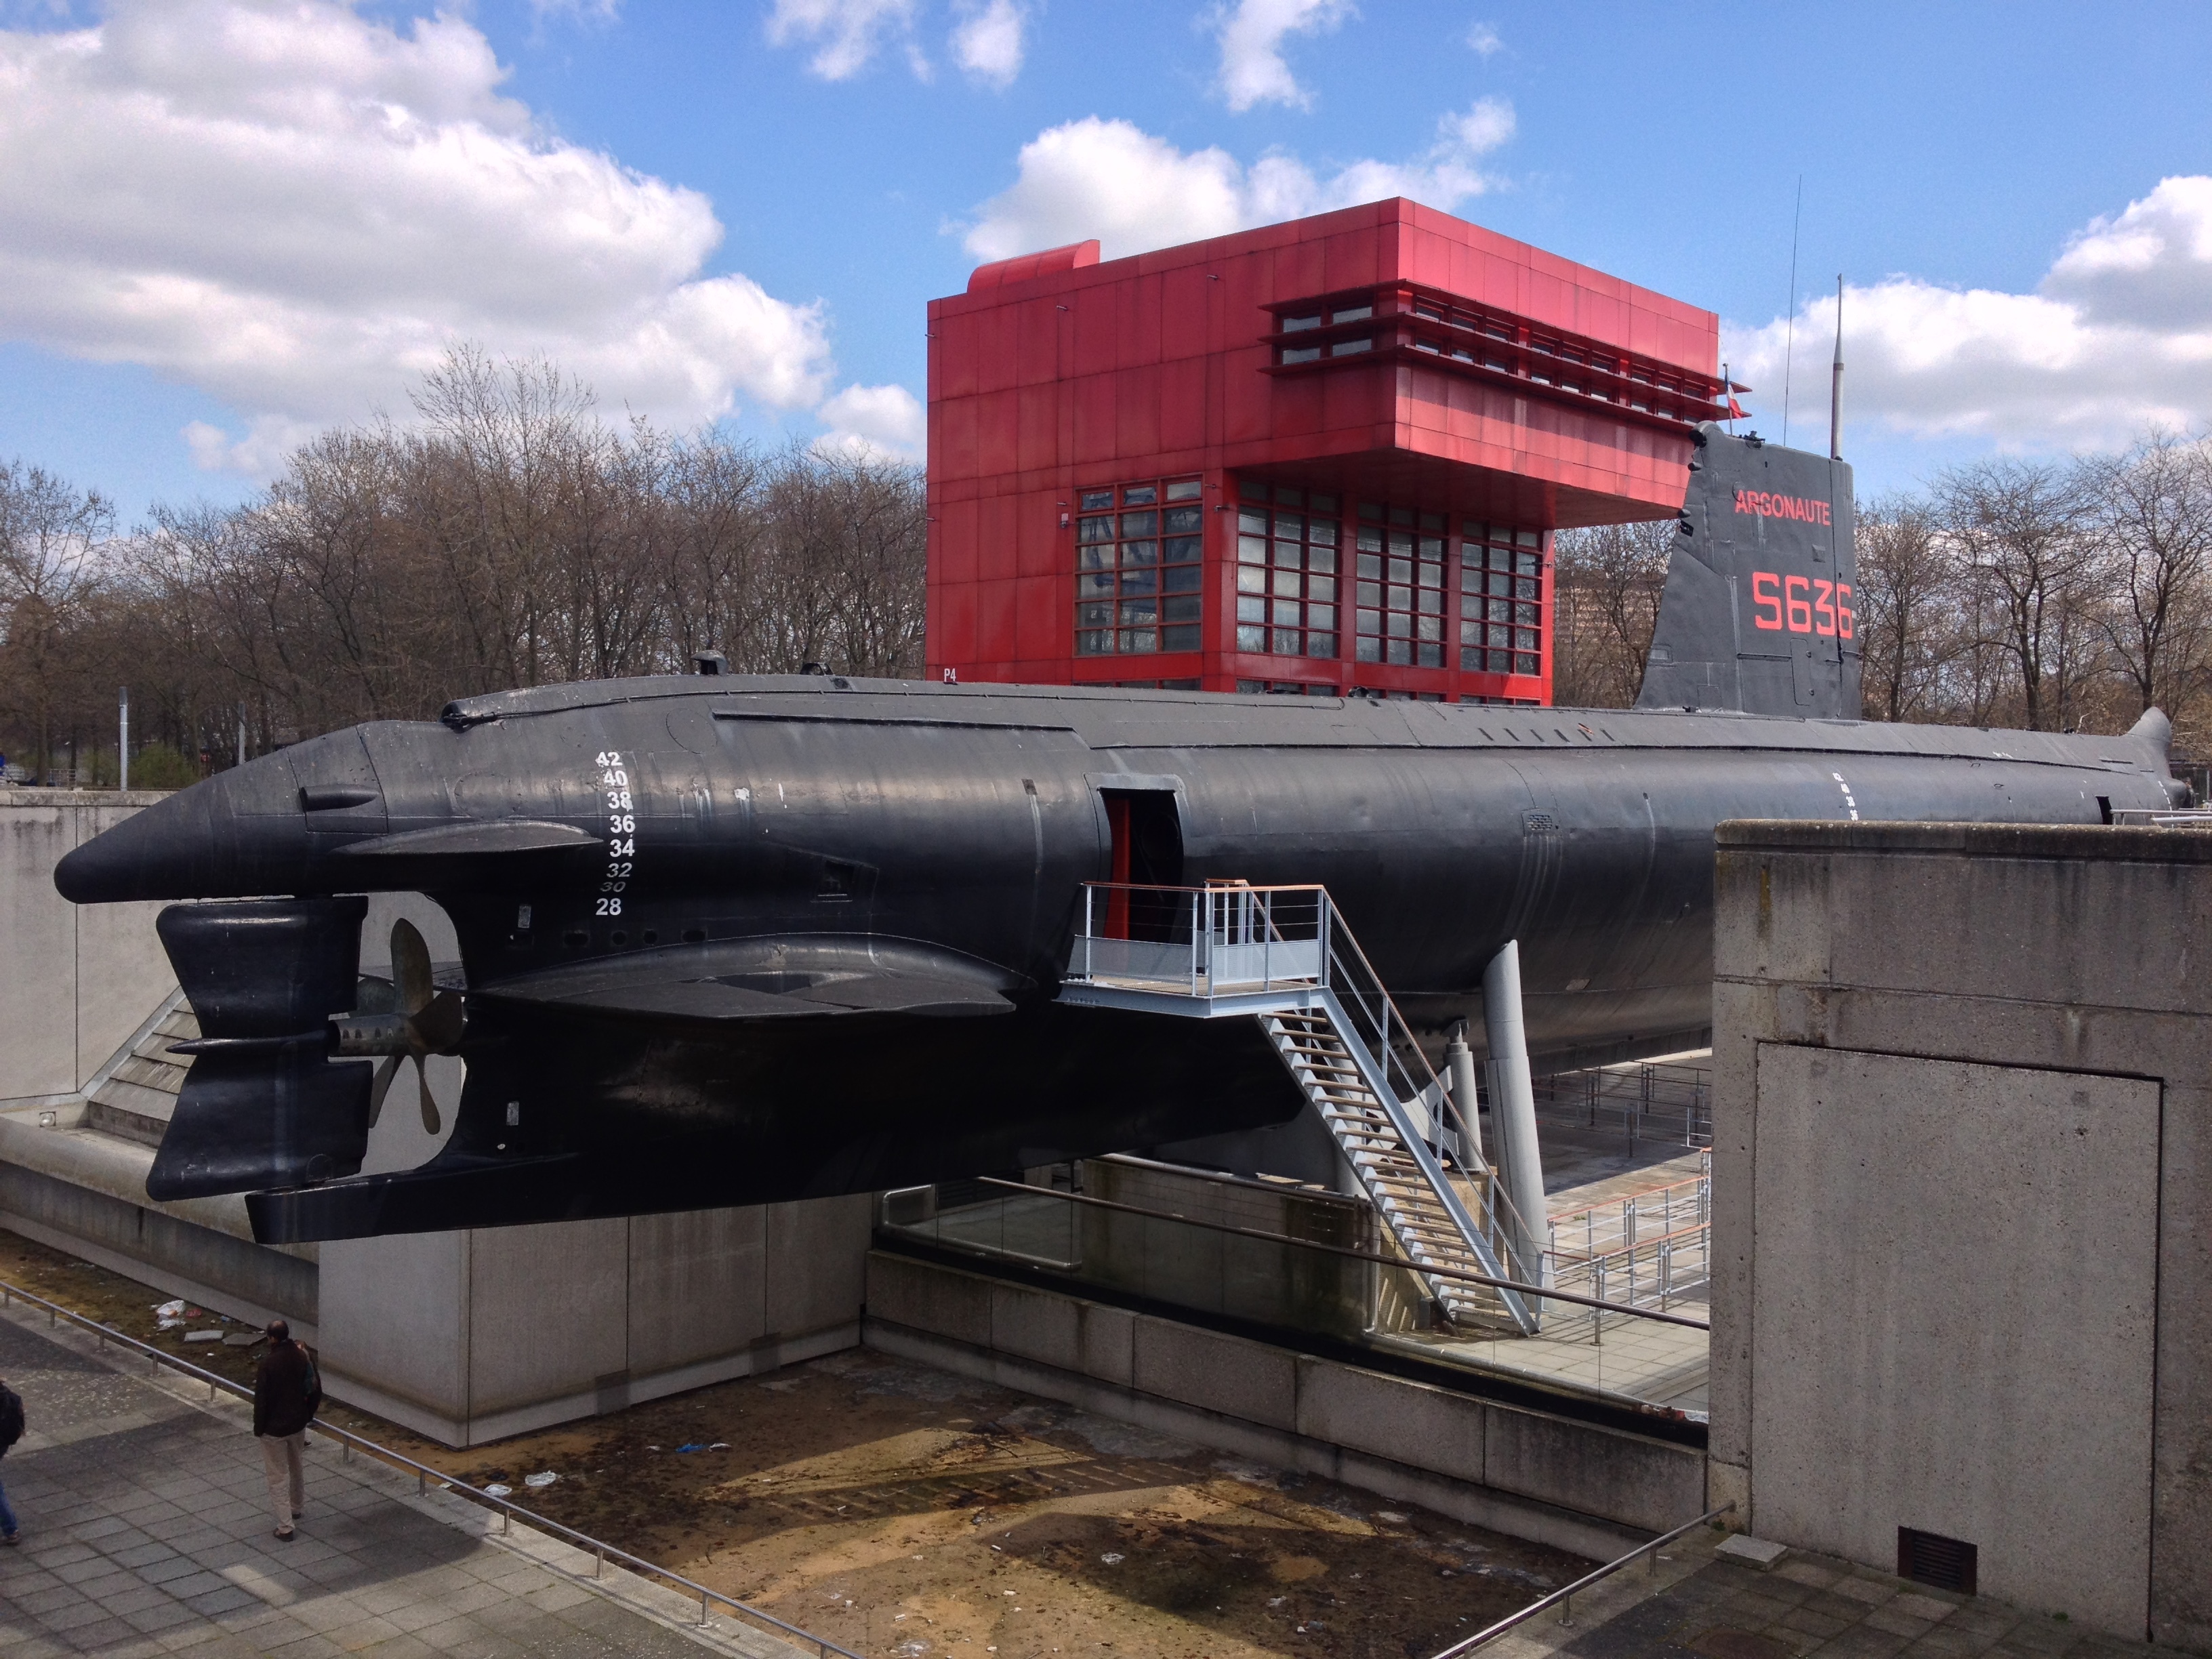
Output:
top-left (320, 1196), bottom-right (872, 1446)
top-left (1077, 1158), bottom-right (1376, 1341)
top-left (1710, 821), bottom-right (2212, 1650)
top-left (865, 1247), bottom-right (1705, 1558)
top-left (1, 790), bottom-right (178, 1107)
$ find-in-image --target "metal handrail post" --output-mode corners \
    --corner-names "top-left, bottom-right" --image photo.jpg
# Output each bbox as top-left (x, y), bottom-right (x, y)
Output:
top-left (1427, 1503), bottom-right (1736, 1656)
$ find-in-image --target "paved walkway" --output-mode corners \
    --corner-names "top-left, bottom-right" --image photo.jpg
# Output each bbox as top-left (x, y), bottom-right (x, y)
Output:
top-left (0, 1305), bottom-right (808, 1659)
top-left (1480, 1522), bottom-right (2156, 1659)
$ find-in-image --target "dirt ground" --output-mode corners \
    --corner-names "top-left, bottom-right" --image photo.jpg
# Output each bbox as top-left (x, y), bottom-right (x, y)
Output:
top-left (0, 1228), bottom-right (1591, 1657)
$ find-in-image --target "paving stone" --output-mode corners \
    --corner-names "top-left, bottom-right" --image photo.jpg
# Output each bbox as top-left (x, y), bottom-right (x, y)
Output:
top-left (180, 1584), bottom-right (262, 1617)
top-left (0, 1305), bottom-right (812, 1659)
top-left (1816, 1627), bottom-right (1914, 1659)
top-left (103, 1581), bottom-right (184, 1616)
top-left (1776, 1560), bottom-right (1844, 1589)
top-left (1891, 1592), bottom-right (1963, 1620)
top-left (138, 1553), bottom-right (212, 1586)
top-left (12, 1582), bottom-right (91, 1616)
top-left (1868, 1605), bottom-right (1948, 1636)
top-left (1832, 1575), bottom-right (1900, 1605)
top-left (1901, 1628), bottom-right (2001, 1658)
top-left (120, 1599), bottom-right (207, 1635)
top-left (57, 1615), bottom-right (143, 1650)
top-left (1780, 1605), bottom-right (1860, 1639)
top-left (46, 1553), bottom-right (117, 1583)
top-left (34, 1596), bottom-right (117, 1632)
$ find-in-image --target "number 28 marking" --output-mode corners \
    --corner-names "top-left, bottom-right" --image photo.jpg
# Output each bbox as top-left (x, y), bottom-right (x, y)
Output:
top-left (592, 750), bottom-right (640, 926)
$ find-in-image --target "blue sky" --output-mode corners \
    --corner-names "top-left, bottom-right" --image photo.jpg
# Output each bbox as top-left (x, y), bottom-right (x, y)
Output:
top-left (3, 0), bottom-right (2209, 520)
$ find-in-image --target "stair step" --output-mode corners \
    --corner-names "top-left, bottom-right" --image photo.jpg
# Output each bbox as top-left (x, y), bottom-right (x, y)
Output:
top-left (1263, 980), bottom-right (1529, 1334)
top-left (87, 1078), bottom-right (173, 1147)
top-left (109, 1054), bottom-right (188, 1095)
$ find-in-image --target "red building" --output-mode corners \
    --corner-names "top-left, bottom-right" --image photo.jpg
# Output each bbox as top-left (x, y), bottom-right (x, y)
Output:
top-left (925, 198), bottom-right (1725, 702)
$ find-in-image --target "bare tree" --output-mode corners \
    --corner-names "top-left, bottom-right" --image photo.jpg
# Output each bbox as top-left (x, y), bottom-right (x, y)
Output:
top-left (0, 461), bottom-right (116, 780)
top-left (1550, 519), bottom-right (1673, 708)
top-left (0, 348), bottom-right (930, 775)
top-left (2083, 430), bottom-right (2212, 719)
top-left (1935, 459), bottom-right (2102, 730)
top-left (1854, 495), bottom-right (1958, 722)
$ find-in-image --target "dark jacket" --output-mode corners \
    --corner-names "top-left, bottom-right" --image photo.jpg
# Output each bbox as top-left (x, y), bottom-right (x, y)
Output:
top-left (253, 1341), bottom-right (318, 1439)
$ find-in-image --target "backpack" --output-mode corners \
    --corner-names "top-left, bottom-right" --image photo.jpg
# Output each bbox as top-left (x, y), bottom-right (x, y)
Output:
top-left (0, 1384), bottom-right (24, 1453)
top-left (300, 1350), bottom-right (323, 1420)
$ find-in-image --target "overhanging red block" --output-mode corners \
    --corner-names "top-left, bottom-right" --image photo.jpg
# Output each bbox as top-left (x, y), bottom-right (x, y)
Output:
top-left (927, 197), bottom-right (1717, 703)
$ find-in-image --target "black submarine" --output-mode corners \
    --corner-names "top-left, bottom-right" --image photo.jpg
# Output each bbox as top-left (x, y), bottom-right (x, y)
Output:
top-left (54, 428), bottom-right (2185, 1242)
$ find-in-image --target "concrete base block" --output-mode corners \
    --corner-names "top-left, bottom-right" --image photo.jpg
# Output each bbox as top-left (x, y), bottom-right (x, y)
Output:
top-left (1296, 1354), bottom-right (1486, 1486)
top-left (328, 1322), bottom-right (861, 1447)
top-left (863, 1250), bottom-right (1708, 1555)
top-left (865, 1314), bottom-right (1649, 1563)
top-left (1705, 1456), bottom-right (1749, 1532)
top-left (1132, 1313), bottom-right (1298, 1432)
top-left (1485, 1393), bottom-right (1704, 1536)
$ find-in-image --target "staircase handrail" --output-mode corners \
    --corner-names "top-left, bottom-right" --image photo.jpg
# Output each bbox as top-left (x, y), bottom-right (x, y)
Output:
top-left (1304, 985), bottom-right (1538, 1334)
top-left (1065, 879), bottom-right (1546, 1295)
top-left (1311, 895), bottom-right (1544, 1269)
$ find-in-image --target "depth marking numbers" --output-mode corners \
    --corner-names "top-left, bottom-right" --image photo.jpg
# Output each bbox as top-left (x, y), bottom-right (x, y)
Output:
top-left (596, 750), bottom-right (635, 916)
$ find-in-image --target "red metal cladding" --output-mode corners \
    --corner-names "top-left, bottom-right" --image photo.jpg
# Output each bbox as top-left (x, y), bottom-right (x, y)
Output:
top-left (924, 197), bottom-right (1720, 702)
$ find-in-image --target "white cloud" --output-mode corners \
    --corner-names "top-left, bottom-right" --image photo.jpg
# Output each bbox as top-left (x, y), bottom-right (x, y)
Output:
top-left (1725, 176), bottom-right (2212, 452)
top-left (0, 0), bottom-right (838, 476)
top-left (182, 415), bottom-right (329, 478)
top-left (1465, 20), bottom-right (1501, 56)
top-left (962, 102), bottom-right (1515, 262)
top-left (765, 0), bottom-right (924, 81)
top-left (816, 382), bottom-right (926, 461)
top-left (2046, 174), bottom-right (2212, 331)
top-left (950, 0), bottom-right (1025, 87)
top-left (1211, 0), bottom-right (1353, 112)
top-left (529, 0), bottom-right (621, 22)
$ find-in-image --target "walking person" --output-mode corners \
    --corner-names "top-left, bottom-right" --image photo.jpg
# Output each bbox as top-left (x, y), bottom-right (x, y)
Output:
top-left (0, 1368), bottom-right (23, 1544)
top-left (251, 1321), bottom-right (320, 1540)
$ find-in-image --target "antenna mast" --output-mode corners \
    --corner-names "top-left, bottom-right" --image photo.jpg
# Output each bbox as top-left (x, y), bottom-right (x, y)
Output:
top-left (1828, 274), bottom-right (1845, 461)
top-left (1781, 176), bottom-right (1802, 446)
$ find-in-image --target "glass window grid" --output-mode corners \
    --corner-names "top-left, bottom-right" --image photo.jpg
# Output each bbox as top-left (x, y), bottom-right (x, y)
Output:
top-left (1456, 522), bottom-right (1545, 677)
top-left (1074, 478), bottom-right (1204, 657)
top-left (1232, 487), bottom-right (1340, 661)
top-left (1231, 483), bottom-right (1550, 687)
top-left (1352, 512), bottom-right (1449, 668)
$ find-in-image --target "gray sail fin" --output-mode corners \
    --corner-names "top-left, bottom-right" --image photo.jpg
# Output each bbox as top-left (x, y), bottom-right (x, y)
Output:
top-left (1637, 424), bottom-right (1860, 719)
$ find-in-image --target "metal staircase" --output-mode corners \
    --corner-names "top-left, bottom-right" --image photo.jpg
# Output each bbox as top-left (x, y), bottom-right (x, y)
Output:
top-left (1059, 882), bottom-right (1540, 1335)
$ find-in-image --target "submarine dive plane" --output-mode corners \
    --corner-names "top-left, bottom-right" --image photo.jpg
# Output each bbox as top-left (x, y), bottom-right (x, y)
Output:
top-left (53, 429), bottom-right (2187, 1242)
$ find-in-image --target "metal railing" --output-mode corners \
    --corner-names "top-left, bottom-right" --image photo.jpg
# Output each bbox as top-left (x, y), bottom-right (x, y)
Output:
top-left (1546, 1159), bottom-right (1713, 1330)
top-left (1065, 880), bottom-right (1544, 1274)
top-left (1533, 1059), bottom-right (1713, 1149)
top-left (2112, 806), bottom-right (2212, 827)
top-left (1068, 880), bottom-right (1328, 996)
top-left (0, 1279), bottom-right (864, 1659)
top-left (954, 1174), bottom-right (1711, 1331)
top-left (1429, 1502), bottom-right (1736, 1655)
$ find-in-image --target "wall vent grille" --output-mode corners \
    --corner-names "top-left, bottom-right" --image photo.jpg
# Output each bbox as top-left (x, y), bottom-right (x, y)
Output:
top-left (1897, 1527), bottom-right (1978, 1594)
